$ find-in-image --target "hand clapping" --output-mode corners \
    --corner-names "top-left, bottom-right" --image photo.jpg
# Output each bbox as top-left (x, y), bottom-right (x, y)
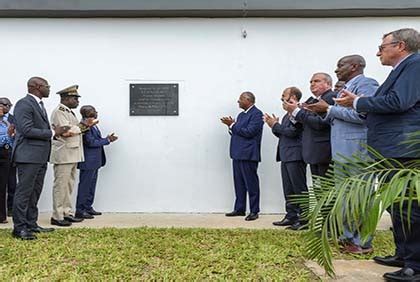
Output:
top-left (263, 113), bottom-right (279, 128)
top-left (220, 116), bottom-right (235, 127)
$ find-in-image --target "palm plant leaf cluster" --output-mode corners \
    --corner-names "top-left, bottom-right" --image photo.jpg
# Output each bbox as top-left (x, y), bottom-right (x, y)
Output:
top-left (292, 134), bottom-right (420, 277)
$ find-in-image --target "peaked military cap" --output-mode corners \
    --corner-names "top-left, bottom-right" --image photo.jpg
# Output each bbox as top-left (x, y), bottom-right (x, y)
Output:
top-left (56, 84), bottom-right (80, 97)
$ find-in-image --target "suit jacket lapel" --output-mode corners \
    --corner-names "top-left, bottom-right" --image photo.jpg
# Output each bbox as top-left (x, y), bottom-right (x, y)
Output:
top-left (347, 75), bottom-right (363, 93)
top-left (26, 95), bottom-right (49, 123)
top-left (93, 126), bottom-right (101, 137)
top-left (375, 54), bottom-right (416, 97)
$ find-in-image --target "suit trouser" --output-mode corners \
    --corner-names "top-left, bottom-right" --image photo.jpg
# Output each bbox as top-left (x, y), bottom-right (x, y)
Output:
top-left (309, 163), bottom-right (330, 177)
top-left (233, 160), bottom-right (260, 213)
top-left (334, 163), bottom-right (372, 248)
top-left (7, 162), bottom-right (17, 211)
top-left (391, 201), bottom-right (420, 271)
top-left (388, 158), bottom-right (420, 271)
top-left (281, 161), bottom-right (307, 221)
top-left (52, 163), bottom-right (77, 220)
top-left (0, 160), bottom-right (9, 221)
top-left (76, 169), bottom-right (99, 213)
top-left (13, 163), bottom-right (47, 231)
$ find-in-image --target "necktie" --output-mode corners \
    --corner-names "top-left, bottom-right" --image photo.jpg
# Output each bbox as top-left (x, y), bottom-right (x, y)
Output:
top-left (39, 101), bottom-right (48, 117)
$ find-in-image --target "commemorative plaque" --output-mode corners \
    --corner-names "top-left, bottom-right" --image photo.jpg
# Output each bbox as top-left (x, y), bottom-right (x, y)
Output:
top-left (129, 83), bottom-right (179, 116)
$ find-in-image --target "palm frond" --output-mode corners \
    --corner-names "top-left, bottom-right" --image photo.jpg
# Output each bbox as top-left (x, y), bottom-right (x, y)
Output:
top-left (290, 132), bottom-right (420, 277)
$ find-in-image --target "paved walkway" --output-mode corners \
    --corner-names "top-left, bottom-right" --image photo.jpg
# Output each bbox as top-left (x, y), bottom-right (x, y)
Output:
top-left (1, 213), bottom-right (394, 281)
top-left (0, 212), bottom-right (392, 230)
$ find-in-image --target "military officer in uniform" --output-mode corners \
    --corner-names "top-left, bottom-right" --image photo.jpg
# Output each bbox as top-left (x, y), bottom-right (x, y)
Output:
top-left (50, 85), bottom-right (96, 227)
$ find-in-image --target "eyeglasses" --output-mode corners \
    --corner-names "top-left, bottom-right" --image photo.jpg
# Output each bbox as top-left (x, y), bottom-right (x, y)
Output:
top-left (0, 103), bottom-right (11, 107)
top-left (378, 41), bottom-right (400, 52)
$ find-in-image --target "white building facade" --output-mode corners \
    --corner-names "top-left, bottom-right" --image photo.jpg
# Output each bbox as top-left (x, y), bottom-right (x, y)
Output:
top-left (1, 1), bottom-right (419, 212)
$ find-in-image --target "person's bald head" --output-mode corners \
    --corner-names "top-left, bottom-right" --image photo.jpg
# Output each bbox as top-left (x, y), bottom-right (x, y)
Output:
top-left (335, 55), bottom-right (366, 82)
top-left (27, 76), bottom-right (50, 98)
top-left (237, 91), bottom-right (255, 110)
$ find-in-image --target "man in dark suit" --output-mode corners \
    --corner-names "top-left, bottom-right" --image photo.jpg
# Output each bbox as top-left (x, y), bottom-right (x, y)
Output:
top-left (283, 72), bottom-right (335, 177)
top-left (221, 91), bottom-right (263, 221)
top-left (0, 97), bottom-right (16, 217)
top-left (264, 87), bottom-right (307, 230)
top-left (12, 77), bottom-right (69, 240)
top-left (76, 105), bottom-right (117, 218)
top-left (336, 28), bottom-right (420, 281)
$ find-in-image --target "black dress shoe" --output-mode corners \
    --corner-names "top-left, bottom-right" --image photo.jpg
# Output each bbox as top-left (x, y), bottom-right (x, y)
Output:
top-left (383, 267), bottom-right (420, 281)
top-left (286, 222), bottom-right (308, 231)
top-left (272, 217), bottom-right (297, 226)
top-left (75, 211), bottom-right (94, 219)
top-left (65, 215), bottom-right (85, 222)
top-left (374, 255), bottom-right (405, 267)
top-left (28, 226), bottom-right (55, 233)
top-left (245, 213), bottom-right (259, 221)
top-left (87, 208), bottom-right (102, 216)
top-left (12, 229), bottom-right (36, 240)
top-left (225, 211), bottom-right (246, 217)
top-left (50, 217), bottom-right (72, 227)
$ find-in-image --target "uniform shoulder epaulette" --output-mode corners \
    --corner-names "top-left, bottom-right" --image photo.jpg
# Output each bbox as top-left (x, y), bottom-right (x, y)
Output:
top-left (58, 106), bottom-right (68, 112)
top-left (78, 123), bottom-right (90, 133)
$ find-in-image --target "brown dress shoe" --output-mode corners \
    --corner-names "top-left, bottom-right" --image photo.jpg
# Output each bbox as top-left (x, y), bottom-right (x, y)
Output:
top-left (341, 243), bottom-right (373, 254)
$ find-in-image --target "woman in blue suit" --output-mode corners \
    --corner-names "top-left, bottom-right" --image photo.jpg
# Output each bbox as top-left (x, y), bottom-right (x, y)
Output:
top-left (75, 106), bottom-right (118, 219)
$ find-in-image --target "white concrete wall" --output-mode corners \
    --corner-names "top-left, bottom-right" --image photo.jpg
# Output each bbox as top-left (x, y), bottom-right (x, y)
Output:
top-left (1, 17), bottom-right (419, 213)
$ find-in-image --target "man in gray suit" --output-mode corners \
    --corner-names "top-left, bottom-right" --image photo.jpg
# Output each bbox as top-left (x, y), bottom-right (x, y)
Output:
top-left (306, 55), bottom-right (379, 253)
top-left (12, 77), bottom-right (69, 240)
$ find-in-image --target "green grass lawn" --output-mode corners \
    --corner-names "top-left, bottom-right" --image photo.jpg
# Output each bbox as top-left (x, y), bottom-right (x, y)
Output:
top-left (0, 228), bottom-right (393, 280)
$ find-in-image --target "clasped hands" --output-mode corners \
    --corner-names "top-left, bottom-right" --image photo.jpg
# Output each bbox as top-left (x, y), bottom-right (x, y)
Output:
top-left (53, 118), bottom-right (99, 138)
top-left (52, 125), bottom-right (72, 137)
top-left (220, 116), bottom-right (235, 127)
top-left (303, 90), bottom-right (358, 112)
top-left (107, 133), bottom-right (118, 142)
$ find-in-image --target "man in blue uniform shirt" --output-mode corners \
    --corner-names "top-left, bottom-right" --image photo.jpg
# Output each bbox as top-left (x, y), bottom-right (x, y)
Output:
top-left (0, 104), bottom-right (14, 223)
top-left (0, 97), bottom-right (16, 217)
